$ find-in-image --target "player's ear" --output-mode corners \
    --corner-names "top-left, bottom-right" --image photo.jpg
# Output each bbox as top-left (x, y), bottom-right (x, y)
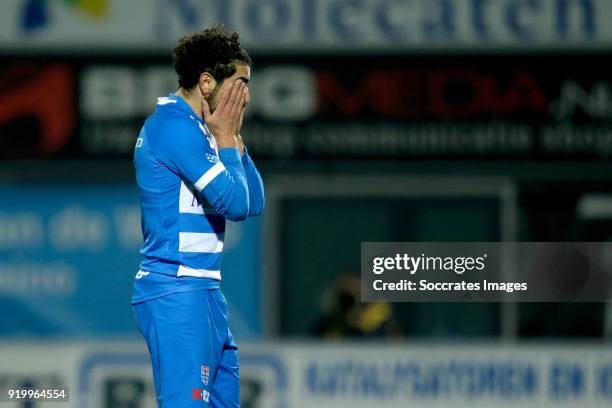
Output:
top-left (198, 72), bottom-right (216, 98)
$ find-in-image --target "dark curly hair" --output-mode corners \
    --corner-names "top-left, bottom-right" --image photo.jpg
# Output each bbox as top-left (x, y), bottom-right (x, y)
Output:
top-left (172, 25), bottom-right (252, 89)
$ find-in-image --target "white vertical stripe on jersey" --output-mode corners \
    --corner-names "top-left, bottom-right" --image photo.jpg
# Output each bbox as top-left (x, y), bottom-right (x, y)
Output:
top-left (179, 232), bottom-right (224, 253)
top-left (194, 162), bottom-right (225, 191)
top-left (177, 265), bottom-right (221, 280)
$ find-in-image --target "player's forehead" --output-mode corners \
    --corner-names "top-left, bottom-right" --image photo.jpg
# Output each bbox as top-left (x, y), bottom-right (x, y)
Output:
top-left (230, 63), bottom-right (250, 82)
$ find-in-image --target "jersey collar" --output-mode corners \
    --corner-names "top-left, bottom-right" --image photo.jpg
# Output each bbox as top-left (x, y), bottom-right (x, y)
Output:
top-left (157, 93), bottom-right (205, 124)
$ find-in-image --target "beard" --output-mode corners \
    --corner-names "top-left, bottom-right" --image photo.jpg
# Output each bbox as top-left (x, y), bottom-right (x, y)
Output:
top-left (206, 84), bottom-right (221, 113)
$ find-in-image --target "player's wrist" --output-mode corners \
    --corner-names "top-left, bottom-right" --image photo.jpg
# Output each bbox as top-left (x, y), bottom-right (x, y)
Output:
top-left (216, 134), bottom-right (238, 149)
top-left (218, 147), bottom-right (242, 164)
top-left (236, 134), bottom-right (246, 156)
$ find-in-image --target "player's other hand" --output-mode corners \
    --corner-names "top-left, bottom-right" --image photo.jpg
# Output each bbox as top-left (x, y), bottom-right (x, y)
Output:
top-left (202, 80), bottom-right (247, 149)
top-left (235, 85), bottom-right (249, 155)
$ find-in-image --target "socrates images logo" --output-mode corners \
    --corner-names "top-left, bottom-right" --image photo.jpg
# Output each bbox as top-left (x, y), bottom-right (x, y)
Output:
top-left (20, 0), bottom-right (109, 33)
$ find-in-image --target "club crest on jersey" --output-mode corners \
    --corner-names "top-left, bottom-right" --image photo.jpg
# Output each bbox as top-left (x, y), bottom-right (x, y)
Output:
top-left (191, 388), bottom-right (210, 402)
top-left (201, 365), bottom-right (210, 385)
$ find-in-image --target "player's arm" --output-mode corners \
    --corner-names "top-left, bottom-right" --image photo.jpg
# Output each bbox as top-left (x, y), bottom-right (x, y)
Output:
top-left (196, 79), bottom-right (253, 220)
top-left (234, 83), bottom-right (264, 216)
top-left (159, 120), bottom-right (249, 221)
top-left (239, 143), bottom-right (265, 216)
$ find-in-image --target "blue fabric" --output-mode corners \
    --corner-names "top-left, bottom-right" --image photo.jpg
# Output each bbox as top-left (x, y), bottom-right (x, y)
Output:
top-left (133, 289), bottom-right (239, 407)
top-left (132, 272), bottom-right (220, 305)
top-left (134, 94), bottom-right (247, 277)
top-left (132, 94), bottom-right (264, 304)
top-left (242, 149), bottom-right (265, 216)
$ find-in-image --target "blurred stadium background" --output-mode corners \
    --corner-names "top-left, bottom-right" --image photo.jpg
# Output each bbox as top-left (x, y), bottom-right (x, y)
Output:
top-left (1, 0), bottom-right (612, 407)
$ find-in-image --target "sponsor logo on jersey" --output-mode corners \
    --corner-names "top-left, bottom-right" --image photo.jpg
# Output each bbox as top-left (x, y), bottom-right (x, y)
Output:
top-left (201, 365), bottom-right (210, 385)
top-left (179, 181), bottom-right (217, 215)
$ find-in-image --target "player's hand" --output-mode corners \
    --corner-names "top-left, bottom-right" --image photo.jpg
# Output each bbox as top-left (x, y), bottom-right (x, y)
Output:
top-left (235, 86), bottom-right (249, 155)
top-left (237, 85), bottom-right (249, 132)
top-left (202, 80), bottom-right (247, 149)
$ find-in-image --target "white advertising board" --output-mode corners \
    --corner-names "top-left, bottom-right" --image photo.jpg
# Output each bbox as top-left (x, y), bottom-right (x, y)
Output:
top-left (0, 0), bottom-right (610, 53)
top-left (0, 341), bottom-right (611, 407)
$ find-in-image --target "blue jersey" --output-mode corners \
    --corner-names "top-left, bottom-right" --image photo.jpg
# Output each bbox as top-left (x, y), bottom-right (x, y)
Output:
top-left (132, 94), bottom-right (264, 304)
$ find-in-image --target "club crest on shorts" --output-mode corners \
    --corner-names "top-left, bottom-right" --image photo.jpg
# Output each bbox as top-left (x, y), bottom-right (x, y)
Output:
top-left (201, 365), bottom-right (210, 385)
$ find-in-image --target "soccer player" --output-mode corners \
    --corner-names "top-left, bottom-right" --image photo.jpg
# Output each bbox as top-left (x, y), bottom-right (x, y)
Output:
top-left (131, 26), bottom-right (264, 407)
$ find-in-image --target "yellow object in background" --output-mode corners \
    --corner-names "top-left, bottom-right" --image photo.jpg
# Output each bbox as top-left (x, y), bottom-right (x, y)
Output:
top-left (358, 303), bottom-right (392, 334)
top-left (72, 0), bottom-right (108, 19)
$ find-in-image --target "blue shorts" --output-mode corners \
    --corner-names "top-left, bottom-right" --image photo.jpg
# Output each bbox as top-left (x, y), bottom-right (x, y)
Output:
top-left (133, 289), bottom-right (239, 407)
